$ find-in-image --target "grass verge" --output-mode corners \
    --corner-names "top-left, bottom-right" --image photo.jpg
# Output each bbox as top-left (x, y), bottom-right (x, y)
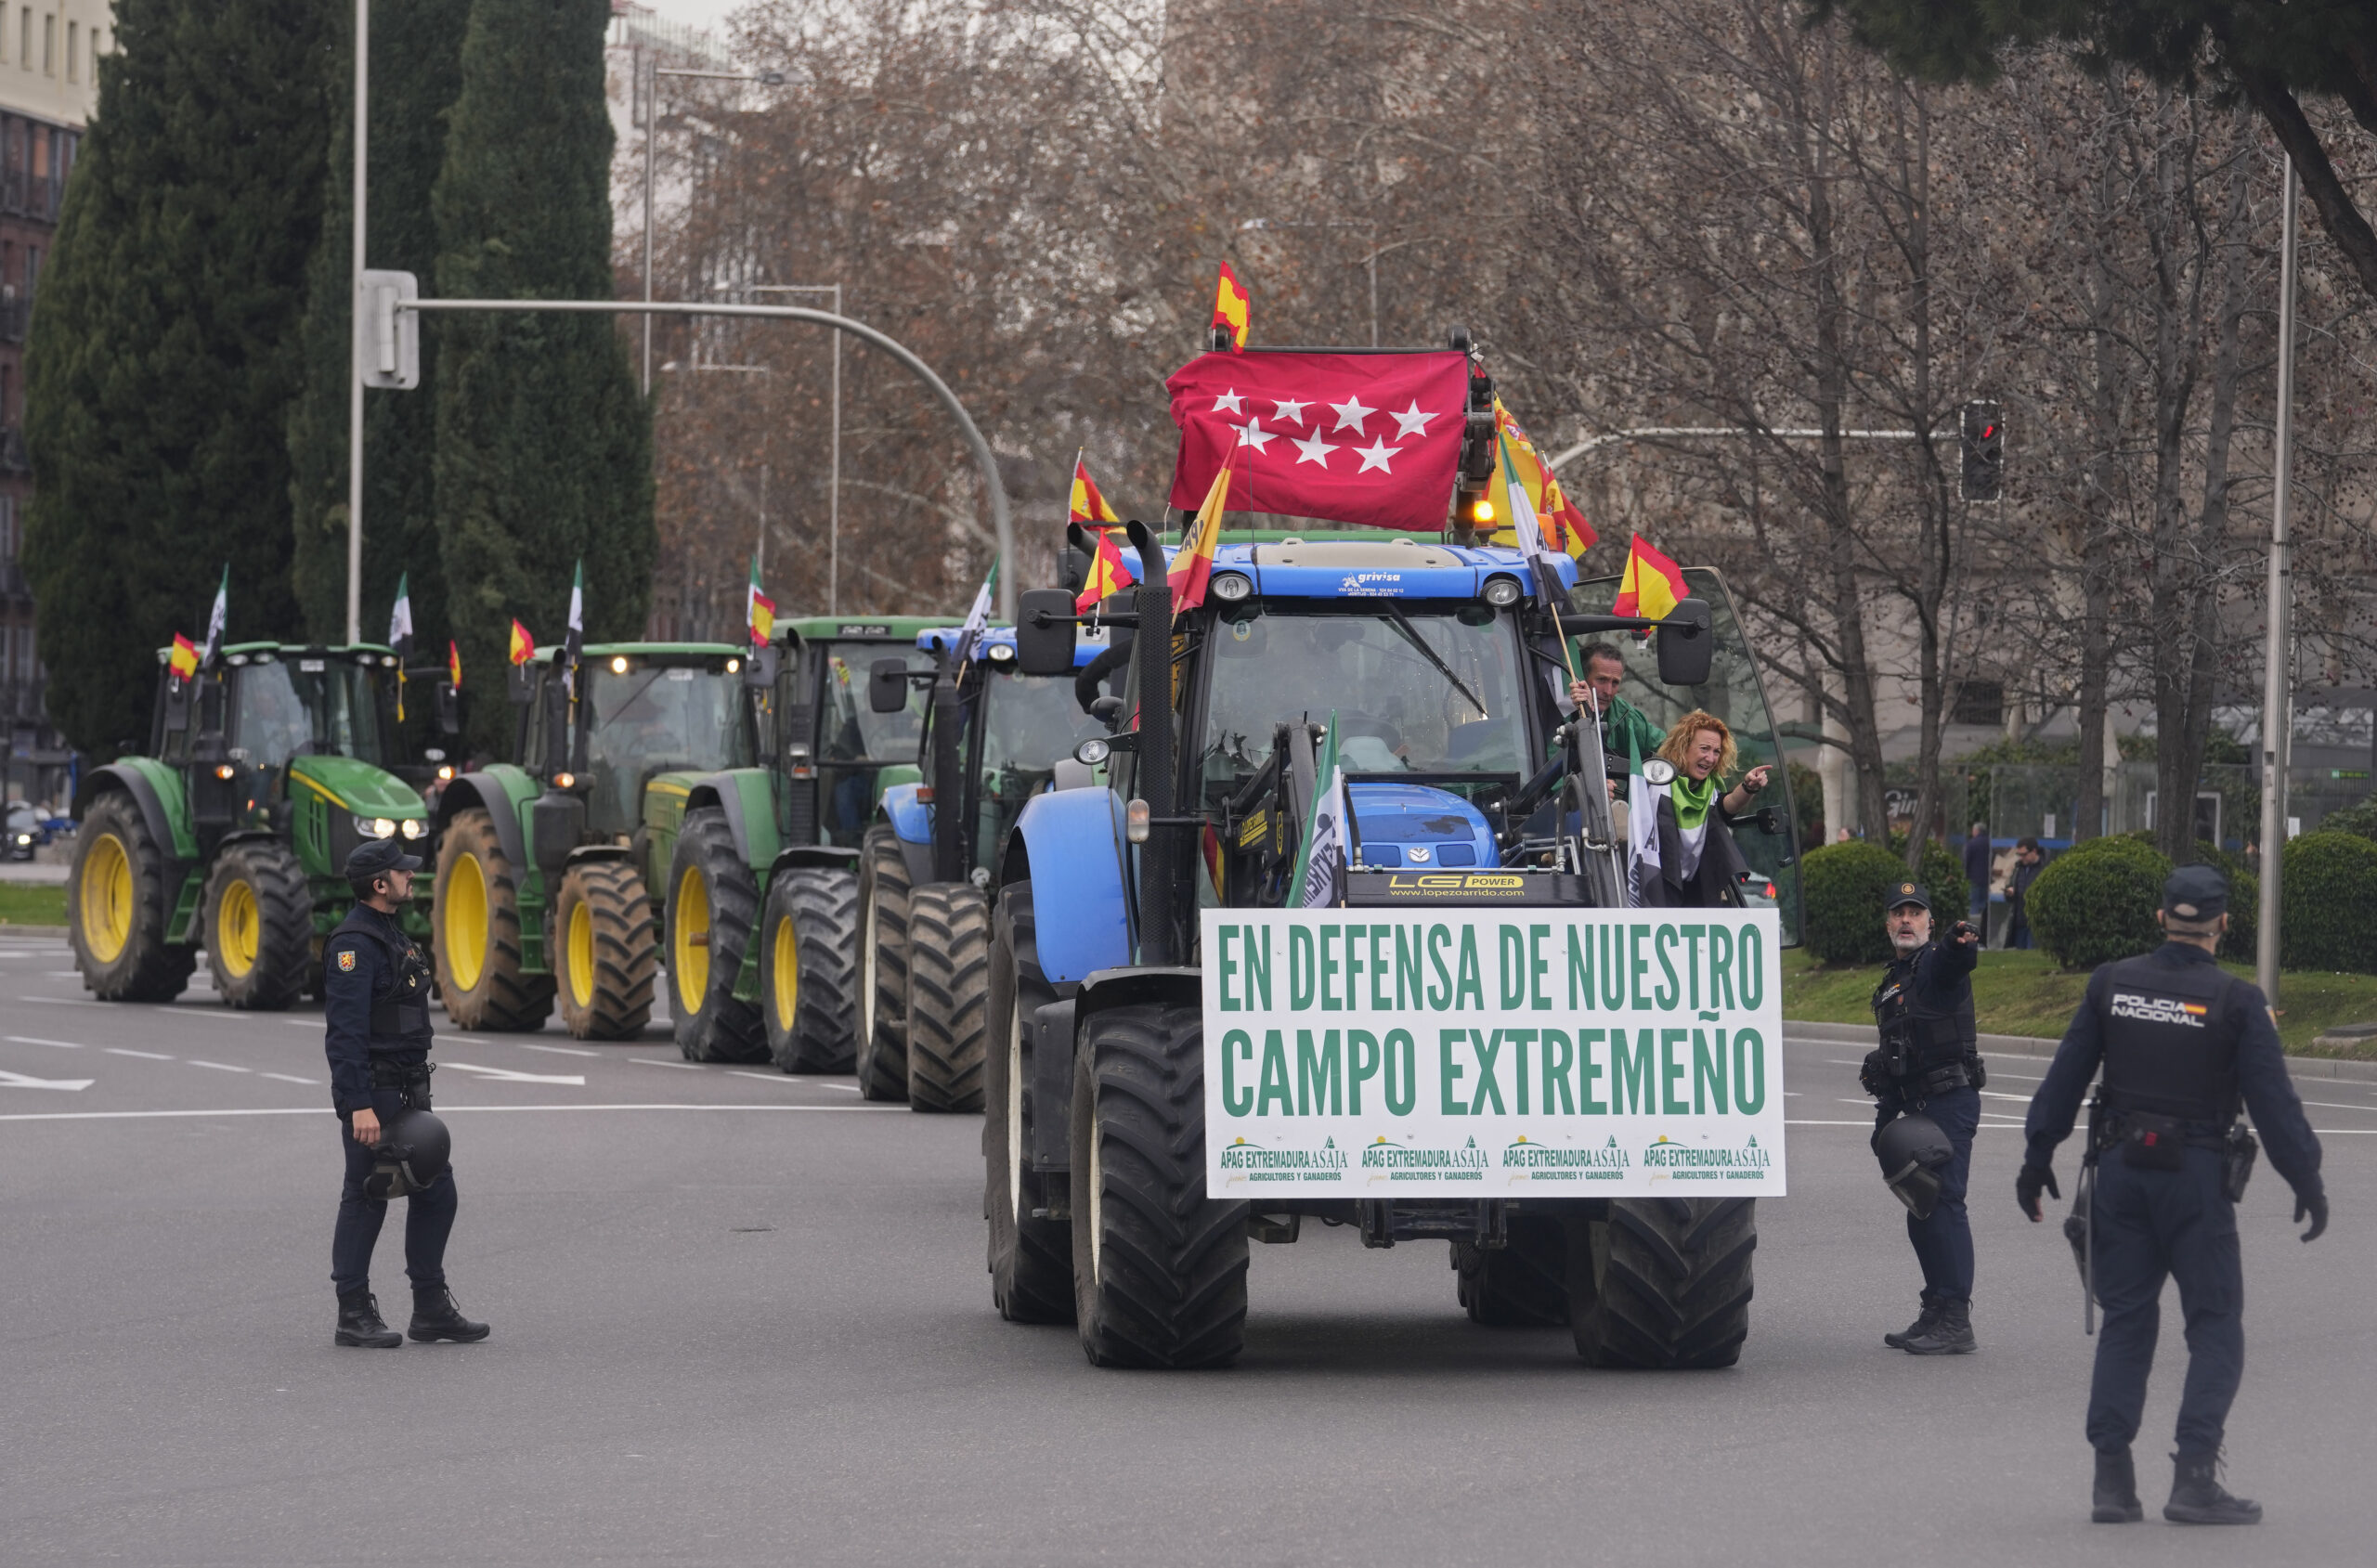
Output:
top-left (1784, 947), bottom-right (2377, 1057)
top-left (0, 883), bottom-right (67, 927)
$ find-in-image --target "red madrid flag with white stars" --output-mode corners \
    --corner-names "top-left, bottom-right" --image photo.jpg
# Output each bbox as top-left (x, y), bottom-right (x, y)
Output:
top-left (1164, 350), bottom-right (1470, 532)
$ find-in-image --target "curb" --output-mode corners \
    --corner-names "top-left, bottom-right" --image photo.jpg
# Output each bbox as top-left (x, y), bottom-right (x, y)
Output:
top-left (1784, 1017), bottom-right (2377, 1084)
top-left (0, 924), bottom-right (69, 939)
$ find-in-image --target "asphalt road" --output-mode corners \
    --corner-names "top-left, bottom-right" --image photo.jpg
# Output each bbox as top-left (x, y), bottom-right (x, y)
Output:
top-left (3, 930), bottom-right (2371, 1567)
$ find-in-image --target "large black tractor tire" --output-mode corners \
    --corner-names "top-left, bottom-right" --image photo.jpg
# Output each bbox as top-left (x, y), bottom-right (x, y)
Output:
top-left (201, 837), bottom-right (313, 1010)
top-left (906, 881), bottom-right (990, 1113)
top-left (1455, 1210), bottom-right (1573, 1328)
top-left (553, 859), bottom-right (657, 1040)
top-left (434, 807), bottom-right (553, 1031)
top-left (669, 806), bottom-right (765, 1062)
top-left (68, 791), bottom-right (194, 1002)
top-left (760, 866), bottom-right (861, 1073)
top-left (984, 881), bottom-right (1073, 1323)
top-left (1568, 1197), bottom-right (1757, 1369)
top-left (1071, 1000), bottom-right (1248, 1368)
top-left (853, 823), bottom-right (914, 1100)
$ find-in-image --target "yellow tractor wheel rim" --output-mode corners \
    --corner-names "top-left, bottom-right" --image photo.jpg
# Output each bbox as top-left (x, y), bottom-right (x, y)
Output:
top-left (566, 898), bottom-right (594, 1009)
top-left (82, 833), bottom-right (134, 964)
top-left (444, 853), bottom-right (489, 991)
top-left (216, 878), bottom-right (260, 978)
top-left (674, 866), bottom-right (711, 1012)
top-left (771, 912), bottom-right (799, 1030)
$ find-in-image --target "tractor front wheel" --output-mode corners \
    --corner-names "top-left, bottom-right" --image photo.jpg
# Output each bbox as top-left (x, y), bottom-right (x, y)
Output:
top-left (906, 882), bottom-right (989, 1112)
top-left (434, 808), bottom-right (553, 1030)
top-left (68, 791), bottom-right (193, 1002)
top-left (1568, 1198), bottom-right (1756, 1369)
top-left (985, 881), bottom-right (1073, 1323)
top-left (760, 866), bottom-right (860, 1073)
top-left (203, 838), bottom-right (313, 1010)
top-left (853, 824), bottom-right (914, 1099)
top-left (669, 807), bottom-right (764, 1062)
top-left (554, 859), bottom-right (657, 1040)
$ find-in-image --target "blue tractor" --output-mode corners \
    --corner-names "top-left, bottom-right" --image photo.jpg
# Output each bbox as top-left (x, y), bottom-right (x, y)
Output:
top-left (852, 622), bottom-right (1115, 1110)
top-left (990, 519), bottom-right (1799, 1369)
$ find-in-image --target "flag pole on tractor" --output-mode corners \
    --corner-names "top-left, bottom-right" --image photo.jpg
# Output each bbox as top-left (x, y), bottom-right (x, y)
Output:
top-left (747, 556), bottom-right (776, 646)
top-left (389, 572), bottom-right (414, 721)
top-left (1288, 711), bottom-right (1348, 909)
top-left (1498, 430), bottom-right (1578, 687)
top-left (200, 565), bottom-right (228, 668)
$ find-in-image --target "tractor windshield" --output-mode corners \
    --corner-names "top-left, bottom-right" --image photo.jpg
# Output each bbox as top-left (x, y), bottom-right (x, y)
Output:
top-left (819, 644), bottom-right (930, 764)
top-left (231, 656), bottom-right (391, 770)
top-left (1195, 602), bottom-right (1532, 802)
top-left (970, 666), bottom-right (1106, 866)
top-left (584, 665), bottom-right (753, 830)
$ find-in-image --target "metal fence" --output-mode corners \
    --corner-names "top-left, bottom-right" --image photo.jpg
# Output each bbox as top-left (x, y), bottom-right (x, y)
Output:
top-left (1986, 760), bottom-right (2371, 851)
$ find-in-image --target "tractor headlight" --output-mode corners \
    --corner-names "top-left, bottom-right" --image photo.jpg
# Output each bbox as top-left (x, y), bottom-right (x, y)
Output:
top-left (1210, 572), bottom-right (1253, 603)
top-left (353, 815), bottom-right (399, 839)
top-left (1481, 576), bottom-right (1522, 607)
top-left (988, 643), bottom-right (1015, 663)
top-left (725, 657), bottom-right (742, 674)
top-left (398, 819), bottom-right (426, 841)
top-left (610, 655), bottom-right (630, 674)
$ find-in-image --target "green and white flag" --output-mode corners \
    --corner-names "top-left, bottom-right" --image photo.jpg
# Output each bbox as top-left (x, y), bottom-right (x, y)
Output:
top-left (563, 561), bottom-right (585, 701)
top-left (1289, 712), bottom-right (1347, 909)
top-left (1625, 720), bottom-right (1660, 907)
top-left (951, 557), bottom-right (997, 667)
top-left (387, 572), bottom-right (414, 654)
top-left (200, 565), bottom-right (228, 667)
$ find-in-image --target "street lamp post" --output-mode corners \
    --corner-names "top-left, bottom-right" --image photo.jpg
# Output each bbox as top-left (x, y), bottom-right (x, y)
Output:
top-left (344, 0), bottom-right (370, 643)
top-left (2258, 157), bottom-right (2301, 1004)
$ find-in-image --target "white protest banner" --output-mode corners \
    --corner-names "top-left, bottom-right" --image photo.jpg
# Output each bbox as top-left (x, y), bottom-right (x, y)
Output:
top-left (1201, 908), bottom-right (1786, 1198)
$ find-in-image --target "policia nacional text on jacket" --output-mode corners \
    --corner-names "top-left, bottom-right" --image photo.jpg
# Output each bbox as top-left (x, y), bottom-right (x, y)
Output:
top-left (2019, 864), bottom-right (2327, 1525)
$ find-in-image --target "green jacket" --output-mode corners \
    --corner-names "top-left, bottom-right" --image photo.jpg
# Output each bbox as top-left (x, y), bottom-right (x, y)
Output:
top-left (1600, 693), bottom-right (1666, 765)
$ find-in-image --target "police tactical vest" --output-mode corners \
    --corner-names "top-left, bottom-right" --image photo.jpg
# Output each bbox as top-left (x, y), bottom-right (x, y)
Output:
top-left (334, 908), bottom-right (435, 1055)
top-left (2097, 953), bottom-right (2240, 1124)
top-left (1872, 949), bottom-right (1977, 1072)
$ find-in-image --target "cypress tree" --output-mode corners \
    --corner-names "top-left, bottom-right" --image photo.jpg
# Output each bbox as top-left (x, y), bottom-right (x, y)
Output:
top-left (22, 0), bottom-right (336, 755)
top-left (433, 0), bottom-right (654, 756)
top-left (287, 0), bottom-right (471, 649)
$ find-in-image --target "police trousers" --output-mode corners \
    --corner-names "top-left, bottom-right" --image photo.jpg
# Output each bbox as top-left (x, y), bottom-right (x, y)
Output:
top-left (331, 1081), bottom-right (457, 1299)
top-left (2085, 1146), bottom-right (2242, 1458)
top-left (1875, 1084), bottom-right (1978, 1304)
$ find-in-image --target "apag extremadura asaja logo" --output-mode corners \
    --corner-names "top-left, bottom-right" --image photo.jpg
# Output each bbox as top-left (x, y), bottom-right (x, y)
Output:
top-left (1641, 1134), bottom-right (1773, 1184)
top-left (1499, 1134), bottom-right (1630, 1184)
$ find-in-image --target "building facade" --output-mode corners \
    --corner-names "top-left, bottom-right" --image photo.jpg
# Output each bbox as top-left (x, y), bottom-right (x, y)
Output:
top-left (0, 2), bottom-right (104, 808)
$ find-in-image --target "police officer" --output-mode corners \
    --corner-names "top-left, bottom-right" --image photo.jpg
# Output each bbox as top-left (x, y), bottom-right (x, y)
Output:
top-left (2020, 865), bottom-right (2326, 1525)
top-left (326, 837), bottom-right (488, 1348)
top-left (1864, 880), bottom-right (1984, 1354)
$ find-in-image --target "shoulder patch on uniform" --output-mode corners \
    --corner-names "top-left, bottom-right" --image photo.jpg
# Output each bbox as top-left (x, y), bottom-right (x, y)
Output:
top-left (337, 951), bottom-right (357, 972)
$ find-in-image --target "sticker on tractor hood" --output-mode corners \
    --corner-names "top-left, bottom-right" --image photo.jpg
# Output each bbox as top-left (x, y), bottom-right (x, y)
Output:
top-left (1200, 909), bottom-right (1787, 1199)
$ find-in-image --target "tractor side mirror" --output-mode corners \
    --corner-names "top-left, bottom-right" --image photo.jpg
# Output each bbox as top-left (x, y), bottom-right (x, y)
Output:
top-left (1655, 598), bottom-right (1713, 688)
top-left (435, 681), bottom-right (461, 736)
top-left (1015, 588), bottom-right (1077, 677)
top-left (868, 658), bottom-right (912, 715)
top-left (163, 676), bottom-right (193, 734)
top-left (742, 646), bottom-right (778, 688)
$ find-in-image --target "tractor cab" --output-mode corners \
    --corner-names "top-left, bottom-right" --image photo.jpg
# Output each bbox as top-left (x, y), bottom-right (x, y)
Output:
top-left (768, 617), bottom-right (956, 850)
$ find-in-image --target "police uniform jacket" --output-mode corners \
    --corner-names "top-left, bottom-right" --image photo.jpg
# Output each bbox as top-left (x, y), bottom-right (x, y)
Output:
top-left (1872, 932), bottom-right (1980, 1088)
top-left (2024, 941), bottom-right (2323, 1199)
top-left (322, 903), bottom-right (435, 1113)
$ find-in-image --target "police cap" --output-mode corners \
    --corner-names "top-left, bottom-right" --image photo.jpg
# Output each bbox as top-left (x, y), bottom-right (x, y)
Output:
top-left (345, 836), bottom-right (423, 879)
top-left (1885, 880), bottom-right (1930, 913)
top-left (2163, 863), bottom-right (2228, 922)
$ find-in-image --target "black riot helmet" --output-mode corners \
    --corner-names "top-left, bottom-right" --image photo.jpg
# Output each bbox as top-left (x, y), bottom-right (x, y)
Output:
top-left (363, 1108), bottom-right (451, 1199)
top-left (1871, 1112), bottom-right (1955, 1219)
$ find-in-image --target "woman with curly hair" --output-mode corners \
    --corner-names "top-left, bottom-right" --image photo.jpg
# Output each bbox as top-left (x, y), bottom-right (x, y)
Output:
top-left (1633, 708), bottom-right (1773, 908)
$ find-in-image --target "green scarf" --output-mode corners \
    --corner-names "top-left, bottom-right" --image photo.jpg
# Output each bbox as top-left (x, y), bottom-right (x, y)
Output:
top-left (1669, 771), bottom-right (1721, 832)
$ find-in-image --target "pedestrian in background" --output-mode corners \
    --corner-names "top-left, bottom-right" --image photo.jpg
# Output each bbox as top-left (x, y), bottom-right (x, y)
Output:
top-left (2006, 836), bottom-right (2046, 950)
top-left (2018, 865), bottom-right (2328, 1525)
top-left (1962, 821), bottom-right (1991, 922)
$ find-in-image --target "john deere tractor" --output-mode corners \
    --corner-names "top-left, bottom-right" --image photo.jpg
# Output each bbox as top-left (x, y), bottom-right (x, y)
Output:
top-left (666, 616), bottom-right (955, 1069)
top-left (68, 642), bottom-right (433, 1008)
top-left (851, 622), bottom-right (1113, 1109)
top-left (429, 641), bottom-right (766, 1040)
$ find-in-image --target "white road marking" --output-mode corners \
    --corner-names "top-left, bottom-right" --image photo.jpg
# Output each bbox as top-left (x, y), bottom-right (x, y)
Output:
top-left (261, 1072), bottom-right (320, 1085)
top-left (18, 995), bottom-right (97, 1006)
top-left (630, 1057), bottom-right (703, 1070)
top-left (188, 1060), bottom-right (251, 1073)
top-left (2296, 1098), bottom-right (2377, 1113)
top-left (0, 1068), bottom-right (93, 1091)
top-left (440, 1061), bottom-right (587, 1086)
top-left (0, 1103), bottom-right (909, 1121)
top-left (105, 1048), bottom-right (172, 1059)
top-left (517, 1043), bottom-right (599, 1057)
top-left (6, 1035), bottom-right (84, 1049)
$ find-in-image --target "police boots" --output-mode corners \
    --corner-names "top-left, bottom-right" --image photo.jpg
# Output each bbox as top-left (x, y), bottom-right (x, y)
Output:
top-left (2092, 1447), bottom-right (2143, 1523)
top-left (1900, 1299), bottom-right (1976, 1355)
top-left (408, 1285), bottom-right (490, 1344)
top-left (2164, 1450), bottom-right (2261, 1525)
top-left (334, 1290), bottom-right (402, 1349)
top-left (1884, 1297), bottom-right (1942, 1350)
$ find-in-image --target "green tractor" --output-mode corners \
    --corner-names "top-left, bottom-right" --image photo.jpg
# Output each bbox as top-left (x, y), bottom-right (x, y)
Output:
top-left (428, 641), bottom-right (766, 1040)
top-left (664, 616), bottom-right (955, 1068)
top-left (68, 642), bottom-right (433, 1007)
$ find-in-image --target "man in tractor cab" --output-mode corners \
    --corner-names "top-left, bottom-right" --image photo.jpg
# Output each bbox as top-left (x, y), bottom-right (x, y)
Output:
top-left (1568, 640), bottom-right (1664, 790)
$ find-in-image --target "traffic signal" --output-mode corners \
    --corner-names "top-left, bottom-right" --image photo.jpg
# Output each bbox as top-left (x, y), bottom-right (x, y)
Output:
top-left (1960, 400), bottom-right (2004, 502)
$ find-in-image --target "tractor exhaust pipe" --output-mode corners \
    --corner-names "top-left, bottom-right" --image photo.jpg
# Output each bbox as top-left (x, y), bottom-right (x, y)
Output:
top-left (1124, 520), bottom-right (1177, 965)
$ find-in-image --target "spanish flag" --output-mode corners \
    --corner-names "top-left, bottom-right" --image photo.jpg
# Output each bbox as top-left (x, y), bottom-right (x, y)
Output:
top-left (1075, 525), bottom-right (1138, 614)
top-left (168, 633), bottom-right (200, 680)
top-left (747, 556), bottom-right (776, 646)
top-left (448, 640), bottom-right (462, 690)
top-left (1069, 452), bottom-right (1121, 525)
top-left (508, 619), bottom-right (537, 666)
top-left (1212, 262), bottom-right (1251, 352)
top-left (1169, 465), bottom-right (1228, 611)
top-left (1612, 533), bottom-right (1688, 620)
top-left (1484, 400), bottom-right (1596, 557)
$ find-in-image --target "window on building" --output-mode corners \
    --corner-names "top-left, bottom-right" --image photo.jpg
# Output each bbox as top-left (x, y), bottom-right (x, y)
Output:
top-left (1951, 680), bottom-right (2006, 728)
top-left (0, 495), bottom-right (16, 565)
top-left (25, 246), bottom-right (38, 299)
top-left (64, 19), bottom-right (73, 82)
top-left (45, 12), bottom-right (55, 77)
top-left (17, 10), bottom-right (27, 72)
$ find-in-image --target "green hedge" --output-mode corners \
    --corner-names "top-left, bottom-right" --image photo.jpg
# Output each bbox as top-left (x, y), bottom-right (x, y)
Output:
top-left (1801, 839), bottom-right (1968, 965)
top-left (2280, 832), bottom-right (2377, 974)
top-left (2117, 833), bottom-right (2256, 962)
top-left (2029, 836), bottom-right (2168, 969)
top-left (2315, 795), bottom-right (2377, 844)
